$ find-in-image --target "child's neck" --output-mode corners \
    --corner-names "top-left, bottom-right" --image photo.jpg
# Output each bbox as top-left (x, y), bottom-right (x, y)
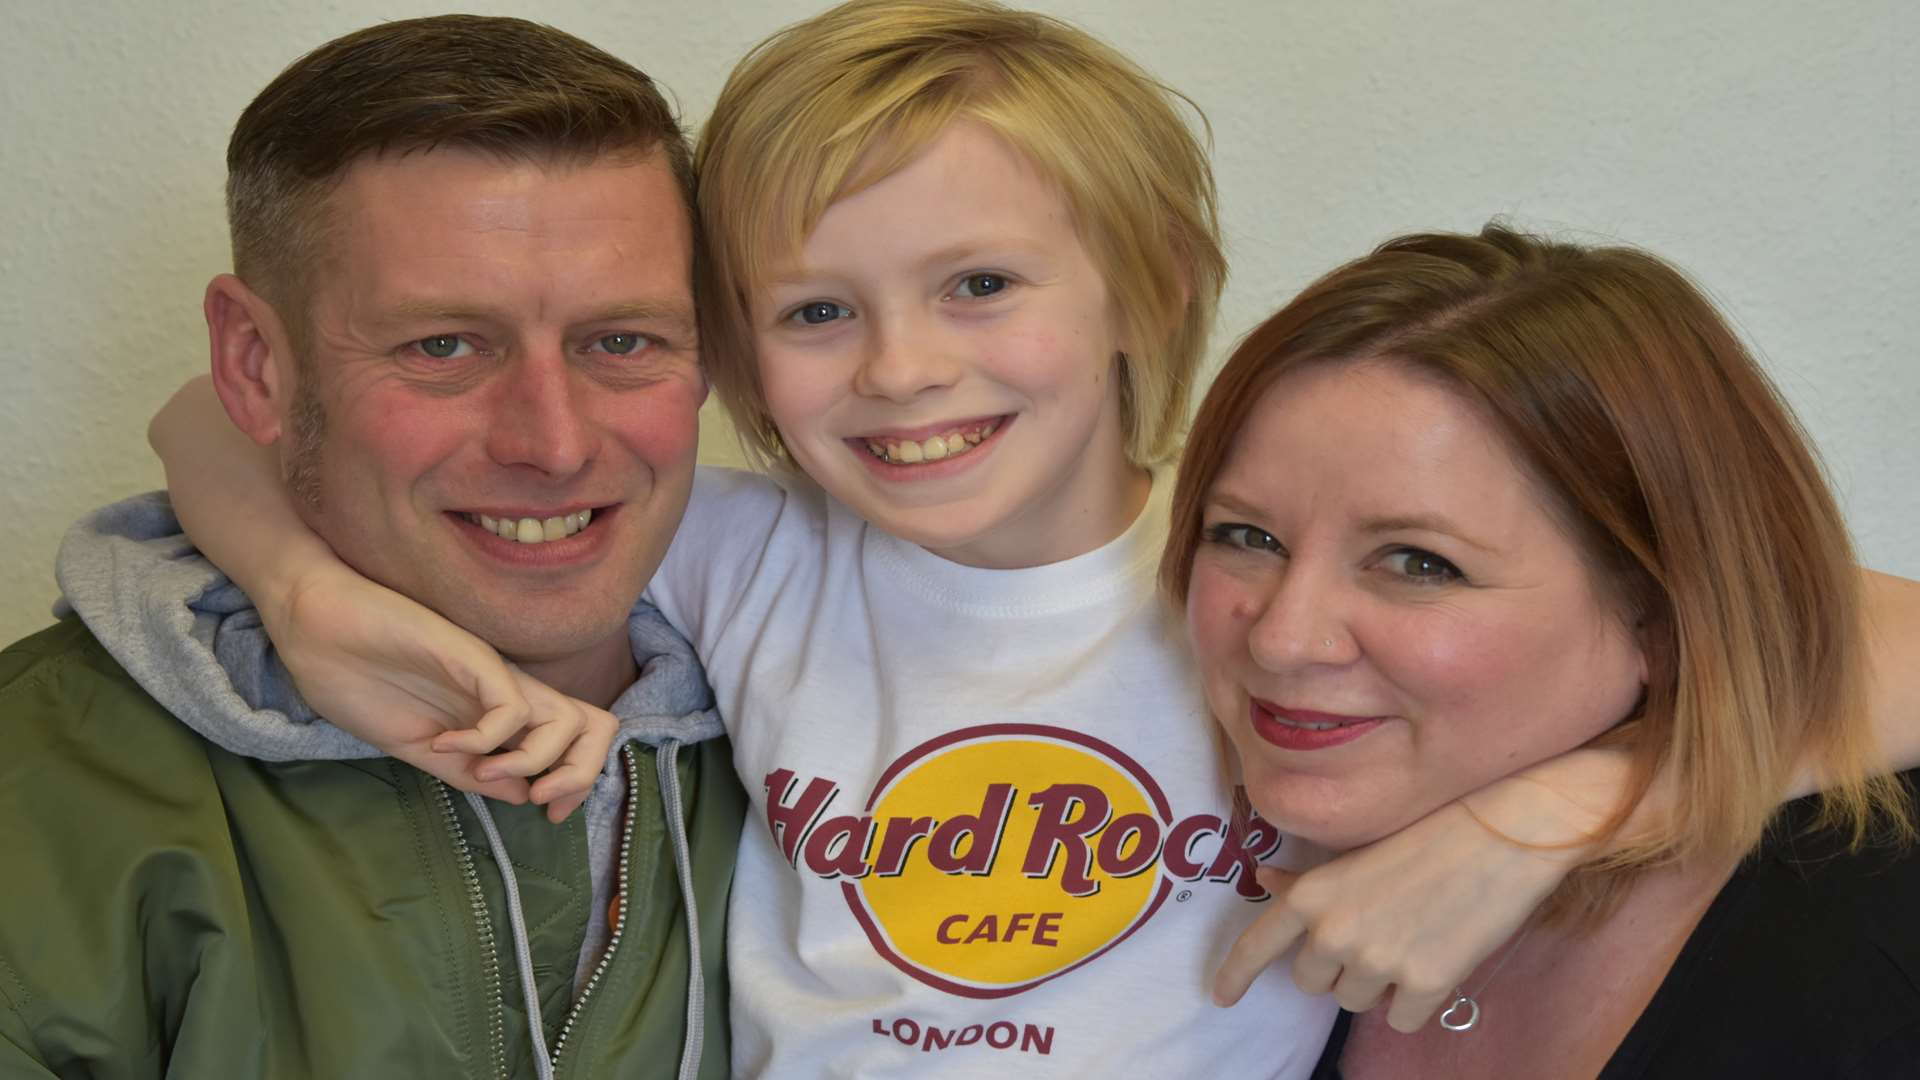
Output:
top-left (926, 460), bottom-right (1153, 570)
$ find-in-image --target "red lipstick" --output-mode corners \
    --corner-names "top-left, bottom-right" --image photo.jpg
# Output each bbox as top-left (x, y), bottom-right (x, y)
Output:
top-left (1248, 700), bottom-right (1384, 751)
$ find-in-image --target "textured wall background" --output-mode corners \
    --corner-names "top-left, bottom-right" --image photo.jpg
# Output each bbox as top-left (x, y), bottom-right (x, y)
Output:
top-left (1, 0), bottom-right (1915, 643)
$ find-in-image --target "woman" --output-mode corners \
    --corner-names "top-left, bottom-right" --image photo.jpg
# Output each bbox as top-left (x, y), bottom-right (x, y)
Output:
top-left (1166, 225), bottom-right (1920, 1077)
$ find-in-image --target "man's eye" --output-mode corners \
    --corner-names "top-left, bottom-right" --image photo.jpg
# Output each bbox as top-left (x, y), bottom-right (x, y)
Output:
top-left (951, 272), bottom-right (1009, 299)
top-left (415, 335), bottom-right (473, 360)
top-left (1381, 548), bottom-right (1464, 584)
top-left (787, 301), bottom-right (854, 326)
top-left (1203, 522), bottom-right (1282, 554)
top-left (592, 332), bottom-right (650, 356)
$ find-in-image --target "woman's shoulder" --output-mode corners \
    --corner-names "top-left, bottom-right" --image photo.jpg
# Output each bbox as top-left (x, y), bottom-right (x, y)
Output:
top-left (1606, 772), bottom-right (1920, 1077)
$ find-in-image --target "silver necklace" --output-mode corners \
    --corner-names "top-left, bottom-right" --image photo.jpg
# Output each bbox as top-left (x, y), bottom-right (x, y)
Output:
top-left (1438, 919), bottom-right (1537, 1033)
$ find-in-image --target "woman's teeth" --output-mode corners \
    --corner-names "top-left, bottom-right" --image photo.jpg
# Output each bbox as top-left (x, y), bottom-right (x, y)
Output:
top-left (463, 508), bottom-right (593, 544)
top-left (1273, 715), bottom-right (1344, 731)
top-left (864, 419), bottom-right (1000, 465)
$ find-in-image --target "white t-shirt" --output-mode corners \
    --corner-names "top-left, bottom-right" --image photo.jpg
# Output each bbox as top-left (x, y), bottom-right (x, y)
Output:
top-left (648, 467), bottom-right (1334, 1078)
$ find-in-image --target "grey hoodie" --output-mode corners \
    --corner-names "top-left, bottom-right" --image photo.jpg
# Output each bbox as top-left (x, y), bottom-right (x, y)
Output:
top-left (55, 491), bottom-right (724, 1080)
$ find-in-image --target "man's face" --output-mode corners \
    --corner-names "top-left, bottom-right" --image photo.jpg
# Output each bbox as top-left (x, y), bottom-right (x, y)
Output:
top-left (283, 147), bottom-right (701, 668)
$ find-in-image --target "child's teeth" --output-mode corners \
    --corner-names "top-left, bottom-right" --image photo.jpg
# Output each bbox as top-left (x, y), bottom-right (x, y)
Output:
top-left (868, 421), bottom-right (1000, 465)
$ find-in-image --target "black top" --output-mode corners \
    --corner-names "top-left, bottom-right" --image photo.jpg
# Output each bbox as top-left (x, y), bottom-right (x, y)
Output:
top-left (1313, 770), bottom-right (1920, 1079)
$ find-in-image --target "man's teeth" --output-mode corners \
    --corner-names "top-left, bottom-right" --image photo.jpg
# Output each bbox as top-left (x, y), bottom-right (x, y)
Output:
top-left (466, 508), bottom-right (593, 544)
top-left (864, 419), bottom-right (1000, 465)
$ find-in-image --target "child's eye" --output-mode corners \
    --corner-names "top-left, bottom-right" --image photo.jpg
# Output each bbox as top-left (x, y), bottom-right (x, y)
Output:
top-left (1380, 547), bottom-right (1464, 584)
top-left (1203, 522), bottom-right (1283, 554)
top-left (950, 273), bottom-right (1009, 299)
top-left (589, 332), bottom-right (653, 356)
top-left (785, 301), bottom-right (855, 326)
top-left (411, 334), bottom-right (475, 360)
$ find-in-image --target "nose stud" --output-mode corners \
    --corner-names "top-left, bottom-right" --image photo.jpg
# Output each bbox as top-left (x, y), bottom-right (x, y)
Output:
top-left (1322, 638), bottom-right (1333, 649)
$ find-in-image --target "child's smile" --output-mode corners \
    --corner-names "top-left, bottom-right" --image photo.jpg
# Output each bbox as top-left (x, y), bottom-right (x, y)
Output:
top-left (752, 121), bottom-right (1148, 570)
top-left (857, 415), bottom-right (1003, 466)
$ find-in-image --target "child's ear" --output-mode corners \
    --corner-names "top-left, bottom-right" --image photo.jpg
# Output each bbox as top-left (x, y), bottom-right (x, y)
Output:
top-left (204, 274), bottom-right (298, 445)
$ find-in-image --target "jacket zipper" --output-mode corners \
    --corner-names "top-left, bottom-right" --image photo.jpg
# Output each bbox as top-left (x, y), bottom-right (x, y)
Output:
top-left (550, 743), bottom-right (639, 1071)
top-left (432, 779), bottom-right (511, 1080)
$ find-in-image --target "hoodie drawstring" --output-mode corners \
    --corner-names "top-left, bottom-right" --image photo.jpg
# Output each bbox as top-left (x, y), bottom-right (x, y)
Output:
top-left (657, 738), bottom-right (705, 1080)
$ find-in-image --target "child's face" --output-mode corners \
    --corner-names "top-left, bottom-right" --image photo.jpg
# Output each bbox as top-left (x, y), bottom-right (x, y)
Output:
top-left (749, 121), bottom-right (1146, 568)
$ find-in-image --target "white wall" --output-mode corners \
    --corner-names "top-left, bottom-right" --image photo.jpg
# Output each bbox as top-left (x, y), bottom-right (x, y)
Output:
top-left (2, 0), bottom-right (1914, 644)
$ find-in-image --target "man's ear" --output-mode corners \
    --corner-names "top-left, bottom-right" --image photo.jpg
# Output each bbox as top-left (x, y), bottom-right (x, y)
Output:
top-left (204, 274), bottom-right (297, 445)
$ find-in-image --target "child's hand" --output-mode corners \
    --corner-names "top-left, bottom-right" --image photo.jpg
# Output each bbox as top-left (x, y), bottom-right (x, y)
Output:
top-left (1213, 747), bottom-right (1632, 1030)
top-left (269, 561), bottom-right (614, 822)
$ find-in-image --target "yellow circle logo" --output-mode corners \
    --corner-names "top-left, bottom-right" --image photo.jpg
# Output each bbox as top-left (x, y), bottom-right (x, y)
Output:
top-left (762, 724), bottom-right (1282, 999)
top-left (853, 724), bottom-right (1172, 997)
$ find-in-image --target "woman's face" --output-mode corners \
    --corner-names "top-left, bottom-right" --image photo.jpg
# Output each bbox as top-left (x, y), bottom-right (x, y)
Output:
top-left (1185, 360), bottom-right (1647, 851)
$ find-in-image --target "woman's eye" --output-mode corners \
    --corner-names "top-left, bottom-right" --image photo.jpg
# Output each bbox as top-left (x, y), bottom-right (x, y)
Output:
top-left (1381, 547), bottom-right (1464, 583)
top-left (591, 332), bottom-right (649, 356)
top-left (1203, 522), bottom-right (1282, 554)
top-left (414, 335), bottom-right (473, 360)
top-left (951, 273), bottom-right (1009, 299)
top-left (787, 301), bottom-right (854, 326)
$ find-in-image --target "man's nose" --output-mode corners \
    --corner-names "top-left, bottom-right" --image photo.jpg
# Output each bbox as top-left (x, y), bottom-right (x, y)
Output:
top-left (1244, 564), bottom-right (1355, 671)
top-left (485, 351), bottom-right (596, 476)
top-left (850, 315), bottom-right (962, 403)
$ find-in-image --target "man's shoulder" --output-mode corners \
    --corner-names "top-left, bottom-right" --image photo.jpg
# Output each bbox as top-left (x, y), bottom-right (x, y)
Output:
top-left (0, 616), bottom-right (209, 760)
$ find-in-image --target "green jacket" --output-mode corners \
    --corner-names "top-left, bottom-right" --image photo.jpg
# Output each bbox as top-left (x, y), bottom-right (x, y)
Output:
top-left (0, 619), bottom-right (745, 1079)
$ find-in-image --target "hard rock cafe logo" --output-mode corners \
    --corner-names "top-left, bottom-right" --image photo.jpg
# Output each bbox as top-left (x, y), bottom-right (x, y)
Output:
top-left (763, 723), bottom-right (1282, 999)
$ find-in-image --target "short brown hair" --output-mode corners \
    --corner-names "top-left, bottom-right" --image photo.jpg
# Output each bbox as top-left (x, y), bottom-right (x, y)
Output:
top-left (226, 14), bottom-right (694, 324)
top-left (696, 0), bottom-right (1224, 469)
top-left (1162, 224), bottom-right (1912, 918)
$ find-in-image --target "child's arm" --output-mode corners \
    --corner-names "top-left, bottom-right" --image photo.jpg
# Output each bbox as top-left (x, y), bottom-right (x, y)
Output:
top-left (150, 377), bottom-right (611, 819)
top-left (1215, 567), bottom-right (1920, 1030)
top-left (1212, 747), bottom-right (1629, 1030)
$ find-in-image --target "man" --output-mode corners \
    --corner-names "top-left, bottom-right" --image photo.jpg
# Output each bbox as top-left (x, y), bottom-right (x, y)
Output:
top-left (0, 16), bottom-right (742, 1078)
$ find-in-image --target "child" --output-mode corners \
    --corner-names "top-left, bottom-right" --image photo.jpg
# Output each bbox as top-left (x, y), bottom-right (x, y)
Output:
top-left (135, 0), bottom-right (1920, 1075)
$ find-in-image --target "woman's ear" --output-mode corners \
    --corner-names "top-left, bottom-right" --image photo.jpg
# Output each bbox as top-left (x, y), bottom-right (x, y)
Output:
top-left (204, 274), bottom-right (297, 445)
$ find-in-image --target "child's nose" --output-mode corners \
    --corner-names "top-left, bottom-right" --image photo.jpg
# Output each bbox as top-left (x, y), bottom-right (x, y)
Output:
top-left (852, 319), bottom-right (962, 402)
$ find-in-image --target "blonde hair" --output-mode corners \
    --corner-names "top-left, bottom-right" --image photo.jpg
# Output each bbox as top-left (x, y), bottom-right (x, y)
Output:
top-left (1162, 224), bottom-right (1913, 921)
top-left (695, 0), bottom-right (1224, 468)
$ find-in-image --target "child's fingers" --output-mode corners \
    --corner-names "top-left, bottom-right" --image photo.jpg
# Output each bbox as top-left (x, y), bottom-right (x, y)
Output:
top-left (1327, 966), bottom-right (1391, 1014)
top-left (400, 746), bottom-right (531, 804)
top-left (1384, 981), bottom-right (1459, 1033)
top-left (544, 790), bottom-right (590, 824)
top-left (428, 692), bottom-right (534, 755)
top-left (526, 754), bottom-right (603, 812)
top-left (527, 709), bottom-right (616, 814)
top-left (469, 697), bottom-right (537, 751)
top-left (433, 722), bottom-right (513, 756)
top-left (1212, 867), bottom-right (1306, 1006)
top-left (461, 770), bottom-right (536, 806)
top-left (471, 676), bottom-right (592, 779)
top-left (474, 730), bottom-right (574, 780)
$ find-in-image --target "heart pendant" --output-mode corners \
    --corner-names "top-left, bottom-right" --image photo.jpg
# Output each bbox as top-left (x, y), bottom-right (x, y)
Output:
top-left (1438, 993), bottom-right (1481, 1032)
